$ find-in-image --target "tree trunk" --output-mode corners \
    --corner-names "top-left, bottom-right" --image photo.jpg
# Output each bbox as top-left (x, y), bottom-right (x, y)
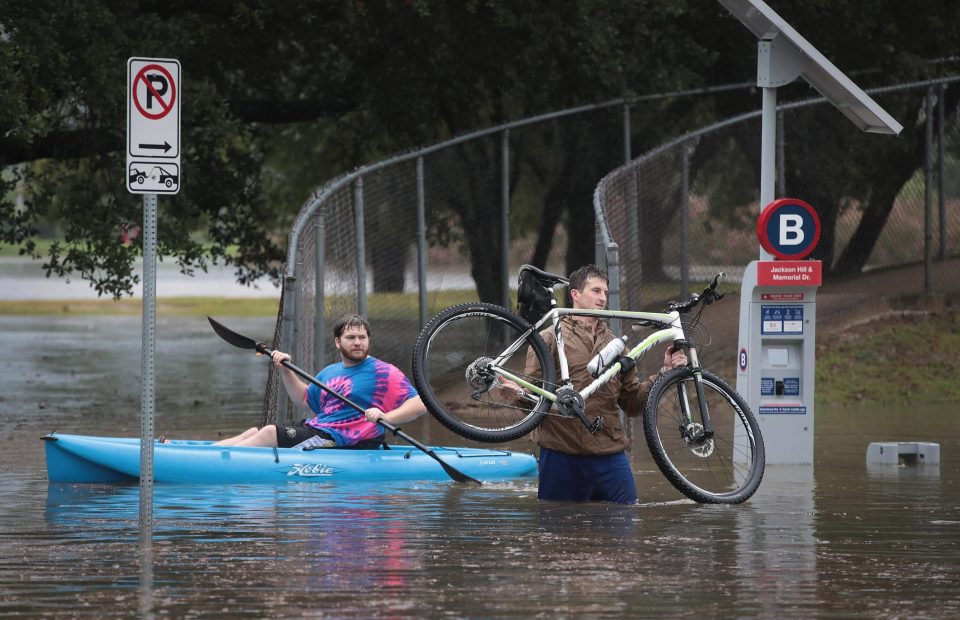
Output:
top-left (833, 167), bottom-right (918, 275)
top-left (370, 242), bottom-right (409, 292)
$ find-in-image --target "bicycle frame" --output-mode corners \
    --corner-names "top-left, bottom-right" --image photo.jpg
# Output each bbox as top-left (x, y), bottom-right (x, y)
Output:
top-left (491, 306), bottom-right (685, 403)
top-left (489, 304), bottom-right (716, 440)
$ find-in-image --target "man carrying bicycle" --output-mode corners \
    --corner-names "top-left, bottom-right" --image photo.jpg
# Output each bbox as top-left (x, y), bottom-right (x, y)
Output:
top-left (506, 264), bottom-right (687, 504)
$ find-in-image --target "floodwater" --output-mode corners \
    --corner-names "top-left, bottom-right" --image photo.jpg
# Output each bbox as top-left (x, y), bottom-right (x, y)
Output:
top-left (0, 257), bottom-right (281, 300)
top-left (1, 315), bottom-right (959, 618)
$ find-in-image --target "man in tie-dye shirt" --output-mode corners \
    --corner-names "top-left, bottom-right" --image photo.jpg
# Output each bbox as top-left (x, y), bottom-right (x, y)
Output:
top-left (216, 314), bottom-right (425, 449)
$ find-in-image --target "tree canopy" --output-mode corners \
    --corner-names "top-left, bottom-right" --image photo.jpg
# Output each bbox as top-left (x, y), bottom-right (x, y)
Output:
top-left (2, 1), bottom-right (958, 297)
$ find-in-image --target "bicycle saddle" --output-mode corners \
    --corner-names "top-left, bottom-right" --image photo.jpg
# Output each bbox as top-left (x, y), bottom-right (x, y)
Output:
top-left (518, 264), bottom-right (569, 286)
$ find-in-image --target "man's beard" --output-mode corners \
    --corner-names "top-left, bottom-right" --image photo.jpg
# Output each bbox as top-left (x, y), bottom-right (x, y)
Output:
top-left (340, 346), bottom-right (368, 363)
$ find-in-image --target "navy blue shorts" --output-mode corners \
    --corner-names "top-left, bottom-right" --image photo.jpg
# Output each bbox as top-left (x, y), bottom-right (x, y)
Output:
top-left (538, 447), bottom-right (638, 504)
top-left (275, 419), bottom-right (384, 450)
top-left (275, 419), bottom-right (332, 448)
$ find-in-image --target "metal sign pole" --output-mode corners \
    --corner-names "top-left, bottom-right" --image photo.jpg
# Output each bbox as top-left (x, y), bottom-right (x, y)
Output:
top-left (127, 56), bottom-right (180, 549)
top-left (759, 85), bottom-right (777, 261)
top-left (138, 192), bottom-right (157, 547)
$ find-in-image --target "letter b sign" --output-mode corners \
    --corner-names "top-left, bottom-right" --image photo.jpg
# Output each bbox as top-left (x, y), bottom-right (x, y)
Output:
top-left (757, 198), bottom-right (821, 259)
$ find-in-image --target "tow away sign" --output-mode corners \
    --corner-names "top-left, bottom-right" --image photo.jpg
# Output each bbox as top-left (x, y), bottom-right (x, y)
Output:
top-left (127, 57), bottom-right (181, 194)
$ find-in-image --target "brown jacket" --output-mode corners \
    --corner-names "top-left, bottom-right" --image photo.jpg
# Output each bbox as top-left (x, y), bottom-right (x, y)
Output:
top-left (526, 316), bottom-right (655, 456)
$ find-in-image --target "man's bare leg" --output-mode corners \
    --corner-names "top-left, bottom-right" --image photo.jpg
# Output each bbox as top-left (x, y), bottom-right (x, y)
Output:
top-left (214, 426), bottom-right (272, 446)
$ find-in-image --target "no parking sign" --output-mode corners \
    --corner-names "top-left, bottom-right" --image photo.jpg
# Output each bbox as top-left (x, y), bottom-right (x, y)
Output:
top-left (756, 198), bottom-right (820, 259)
top-left (127, 57), bottom-right (181, 194)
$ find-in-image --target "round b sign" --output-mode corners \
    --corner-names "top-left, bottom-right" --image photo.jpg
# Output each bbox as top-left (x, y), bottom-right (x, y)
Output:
top-left (756, 198), bottom-right (821, 260)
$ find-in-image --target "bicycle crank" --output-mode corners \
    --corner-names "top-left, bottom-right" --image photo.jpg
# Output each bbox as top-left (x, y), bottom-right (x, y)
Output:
top-left (556, 387), bottom-right (604, 433)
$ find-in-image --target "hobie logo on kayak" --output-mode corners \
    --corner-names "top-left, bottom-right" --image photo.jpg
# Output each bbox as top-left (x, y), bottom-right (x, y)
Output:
top-left (288, 463), bottom-right (335, 477)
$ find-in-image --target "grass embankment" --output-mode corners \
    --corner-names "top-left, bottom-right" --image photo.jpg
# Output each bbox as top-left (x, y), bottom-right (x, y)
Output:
top-left (816, 309), bottom-right (960, 405)
top-left (0, 297), bottom-right (278, 317)
top-left (0, 241), bottom-right (55, 258)
top-left (0, 290), bottom-right (482, 318)
top-left (0, 282), bottom-right (724, 318)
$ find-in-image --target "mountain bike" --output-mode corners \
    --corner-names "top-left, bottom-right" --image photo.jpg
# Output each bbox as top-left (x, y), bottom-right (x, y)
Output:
top-left (411, 266), bottom-right (765, 504)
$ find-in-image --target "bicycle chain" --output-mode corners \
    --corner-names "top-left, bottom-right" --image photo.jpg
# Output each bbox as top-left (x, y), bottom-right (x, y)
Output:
top-left (469, 372), bottom-right (579, 419)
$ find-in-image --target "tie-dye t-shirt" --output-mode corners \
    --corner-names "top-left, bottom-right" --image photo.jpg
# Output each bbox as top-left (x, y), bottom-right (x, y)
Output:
top-left (304, 356), bottom-right (418, 446)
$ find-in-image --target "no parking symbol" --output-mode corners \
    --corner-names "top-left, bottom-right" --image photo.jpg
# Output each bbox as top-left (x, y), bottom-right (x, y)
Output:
top-left (132, 64), bottom-right (177, 121)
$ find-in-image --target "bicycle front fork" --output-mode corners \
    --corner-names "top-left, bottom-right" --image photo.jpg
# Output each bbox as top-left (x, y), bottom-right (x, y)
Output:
top-left (673, 342), bottom-right (715, 445)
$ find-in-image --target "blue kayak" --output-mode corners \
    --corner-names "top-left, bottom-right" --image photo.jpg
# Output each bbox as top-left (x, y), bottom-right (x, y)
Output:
top-left (43, 433), bottom-right (538, 484)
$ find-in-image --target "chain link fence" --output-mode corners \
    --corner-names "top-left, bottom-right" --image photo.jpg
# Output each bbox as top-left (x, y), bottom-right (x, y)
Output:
top-left (591, 76), bottom-right (960, 385)
top-left (261, 76), bottom-right (960, 424)
top-left (260, 102), bottom-right (636, 423)
top-left (596, 77), bottom-right (960, 308)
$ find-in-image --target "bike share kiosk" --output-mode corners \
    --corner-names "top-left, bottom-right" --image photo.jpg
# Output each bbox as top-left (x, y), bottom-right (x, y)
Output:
top-left (737, 199), bottom-right (821, 464)
top-left (719, 0), bottom-right (903, 464)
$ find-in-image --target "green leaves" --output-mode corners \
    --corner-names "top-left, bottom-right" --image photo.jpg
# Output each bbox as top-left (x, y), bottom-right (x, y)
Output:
top-left (3, 0), bottom-right (960, 297)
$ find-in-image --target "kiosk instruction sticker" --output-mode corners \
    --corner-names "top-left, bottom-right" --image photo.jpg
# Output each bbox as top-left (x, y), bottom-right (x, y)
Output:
top-left (759, 406), bottom-right (807, 415)
top-left (761, 305), bottom-right (804, 335)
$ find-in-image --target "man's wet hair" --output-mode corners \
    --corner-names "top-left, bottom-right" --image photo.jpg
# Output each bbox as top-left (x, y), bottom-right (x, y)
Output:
top-left (568, 264), bottom-right (609, 292)
top-left (333, 313), bottom-right (372, 338)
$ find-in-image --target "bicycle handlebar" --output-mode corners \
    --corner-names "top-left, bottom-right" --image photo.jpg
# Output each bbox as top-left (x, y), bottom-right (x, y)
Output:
top-left (667, 272), bottom-right (726, 313)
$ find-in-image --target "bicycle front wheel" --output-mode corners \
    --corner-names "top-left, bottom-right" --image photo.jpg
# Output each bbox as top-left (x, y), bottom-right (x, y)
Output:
top-left (643, 368), bottom-right (765, 504)
top-left (412, 303), bottom-right (556, 443)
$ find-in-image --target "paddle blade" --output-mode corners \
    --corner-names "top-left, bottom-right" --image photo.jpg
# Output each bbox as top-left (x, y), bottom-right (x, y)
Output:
top-left (208, 316), bottom-right (260, 351)
top-left (432, 453), bottom-right (483, 485)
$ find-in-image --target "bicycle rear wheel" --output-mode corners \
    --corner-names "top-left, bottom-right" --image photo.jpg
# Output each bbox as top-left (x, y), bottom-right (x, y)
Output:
top-left (643, 368), bottom-right (765, 504)
top-left (412, 303), bottom-right (556, 443)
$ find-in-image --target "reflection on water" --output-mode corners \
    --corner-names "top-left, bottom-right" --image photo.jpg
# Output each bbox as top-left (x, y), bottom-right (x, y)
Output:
top-left (1, 316), bottom-right (960, 617)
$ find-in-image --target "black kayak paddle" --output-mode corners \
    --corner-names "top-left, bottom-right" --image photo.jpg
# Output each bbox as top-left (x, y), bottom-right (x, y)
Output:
top-left (207, 316), bottom-right (481, 485)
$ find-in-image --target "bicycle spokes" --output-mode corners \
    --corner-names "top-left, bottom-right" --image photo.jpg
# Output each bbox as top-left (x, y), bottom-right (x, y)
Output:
top-left (413, 304), bottom-right (556, 442)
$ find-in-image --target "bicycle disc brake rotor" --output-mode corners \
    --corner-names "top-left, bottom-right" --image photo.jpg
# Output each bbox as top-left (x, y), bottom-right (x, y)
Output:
top-left (684, 423), bottom-right (715, 457)
top-left (465, 357), bottom-right (496, 394)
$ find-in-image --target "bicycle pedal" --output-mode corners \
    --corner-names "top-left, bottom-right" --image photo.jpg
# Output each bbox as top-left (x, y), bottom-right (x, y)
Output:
top-left (589, 416), bottom-right (604, 434)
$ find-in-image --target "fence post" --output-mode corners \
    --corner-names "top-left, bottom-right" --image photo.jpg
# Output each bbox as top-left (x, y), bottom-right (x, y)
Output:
top-left (623, 103), bottom-right (632, 164)
top-left (278, 273), bottom-right (296, 424)
top-left (354, 177), bottom-right (368, 316)
top-left (938, 82), bottom-right (947, 260)
top-left (314, 210), bottom-right (326, 371)
top-left (501, 129), bottom-right (511, 307)
top-left (680, 144), bottom-right (690, 299)
top-left (595, 228), bottom-right (604, 267)
top-left (622, 168), bottom-right (640, 311)
top-left (606, 242), bottom-right (621, 336)
top-left (622, 104), bottom-right (638, 306)
top-left (924, 88), bottom-right (934, 295)
top-left (416, 156), bottom-right (428, 328)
